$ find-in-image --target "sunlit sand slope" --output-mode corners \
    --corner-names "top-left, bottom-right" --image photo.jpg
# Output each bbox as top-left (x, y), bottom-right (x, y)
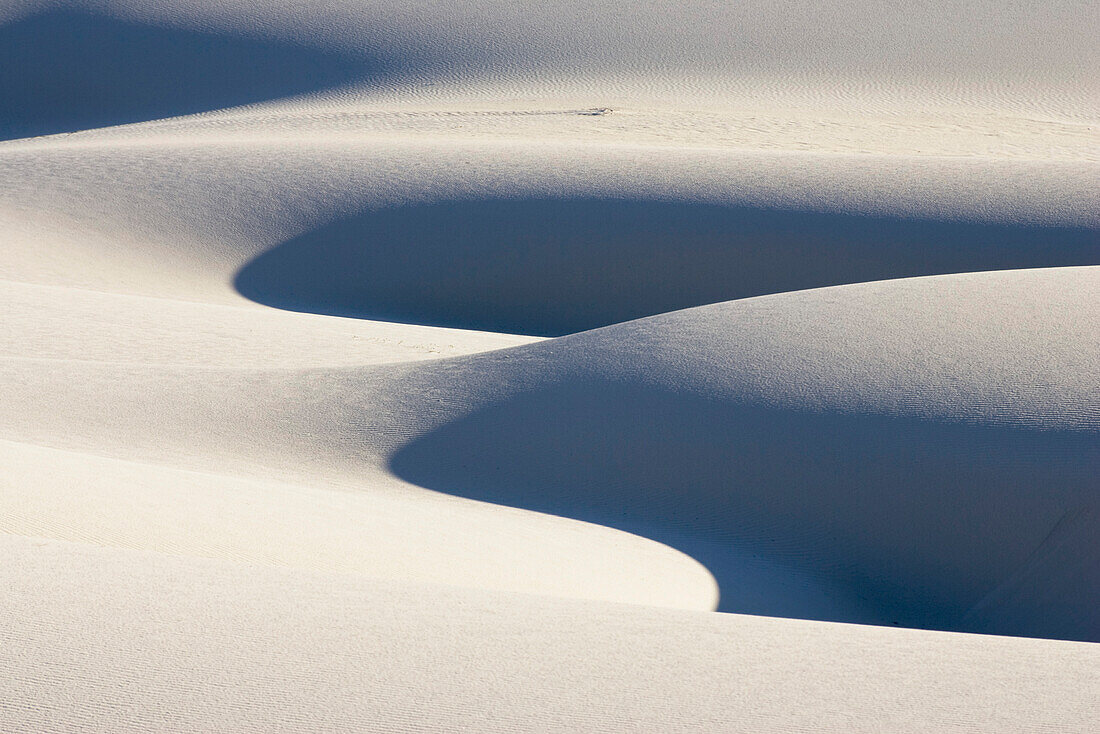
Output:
top-left (2, 534), bottom-right (1098, 733)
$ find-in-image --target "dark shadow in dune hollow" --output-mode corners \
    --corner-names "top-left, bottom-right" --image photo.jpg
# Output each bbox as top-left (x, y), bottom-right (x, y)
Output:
top-left (236, 195), bottom-right (1100, 639)
top-left (0, 9), bottom-right (397, 140)
top-left (235, 198), bottom-right (1100, 336)
top-left (390, 382), bottom-right (1100, 641)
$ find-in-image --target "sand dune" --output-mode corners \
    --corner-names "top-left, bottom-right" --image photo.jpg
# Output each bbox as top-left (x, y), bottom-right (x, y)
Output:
top-left (388, 267), bottom-right (1100, 637)
top-left (2, 0), bottom-right (1098, 730)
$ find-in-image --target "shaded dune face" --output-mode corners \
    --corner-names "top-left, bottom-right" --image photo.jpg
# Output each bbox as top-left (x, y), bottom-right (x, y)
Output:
top-left (0, 9), bottom-right (390, 140)
top-left (377, 267), bottom-right (1100, 641)
top-left (235, 198), bottom-right (1100, 336)
top-left (389, 380), bottom-right (1100, 640)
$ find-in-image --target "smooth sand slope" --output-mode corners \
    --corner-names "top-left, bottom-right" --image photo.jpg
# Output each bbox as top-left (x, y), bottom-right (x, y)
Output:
top-left (3, 534), bottom-right (1099, 733)
top-left (2, 0), bottom-right (1099, 731)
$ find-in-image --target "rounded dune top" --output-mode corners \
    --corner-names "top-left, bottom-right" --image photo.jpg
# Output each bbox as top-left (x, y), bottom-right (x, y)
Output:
top-left (561, 266), bottom-right (1100, 429)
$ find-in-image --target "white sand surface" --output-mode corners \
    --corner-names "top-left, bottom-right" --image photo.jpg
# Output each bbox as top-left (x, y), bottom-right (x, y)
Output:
top-left (2, 0), bottom-right (1098, 730)
top-left (3, 533), bottom-right (1099, 733)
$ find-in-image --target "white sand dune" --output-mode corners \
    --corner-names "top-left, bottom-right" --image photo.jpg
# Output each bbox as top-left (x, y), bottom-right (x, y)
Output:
top-left (2, 0), bottom-right (1098, 730)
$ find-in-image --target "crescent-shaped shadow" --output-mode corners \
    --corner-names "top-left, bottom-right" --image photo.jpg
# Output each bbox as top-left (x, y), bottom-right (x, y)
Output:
top-left (235, 197), bottom-right (1100, 336)
top-left (389, 380), bottom-right (1100, 641)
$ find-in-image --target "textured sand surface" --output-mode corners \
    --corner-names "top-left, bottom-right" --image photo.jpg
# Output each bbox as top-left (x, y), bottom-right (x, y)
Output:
top-left (2, 0), bottom-right (1098, 730)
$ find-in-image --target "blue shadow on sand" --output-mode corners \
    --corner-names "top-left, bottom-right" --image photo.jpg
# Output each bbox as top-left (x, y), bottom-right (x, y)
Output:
top-left (0, 9), bottom-right (399, 140)
top-left (235, 198), bottom-right (1100, 336)
top-left (236, 195), bottom-right (1100, 640)
top-left (389, 380), bottom-right (1100, 641)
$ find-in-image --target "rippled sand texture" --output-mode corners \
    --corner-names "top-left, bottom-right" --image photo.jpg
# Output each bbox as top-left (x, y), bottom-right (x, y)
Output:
top-left (2, 1), bottom-right (1098, 731)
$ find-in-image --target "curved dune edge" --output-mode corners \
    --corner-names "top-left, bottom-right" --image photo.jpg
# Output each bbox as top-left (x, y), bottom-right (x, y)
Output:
top-left (0, 438), bottom-right (719, 611)
top-left (233, 196), bottom-right (1098, 336)
top-left (3, 0), bottom-right (1100, 730)
top-left (379, 267), bottom-right (1100, 639)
